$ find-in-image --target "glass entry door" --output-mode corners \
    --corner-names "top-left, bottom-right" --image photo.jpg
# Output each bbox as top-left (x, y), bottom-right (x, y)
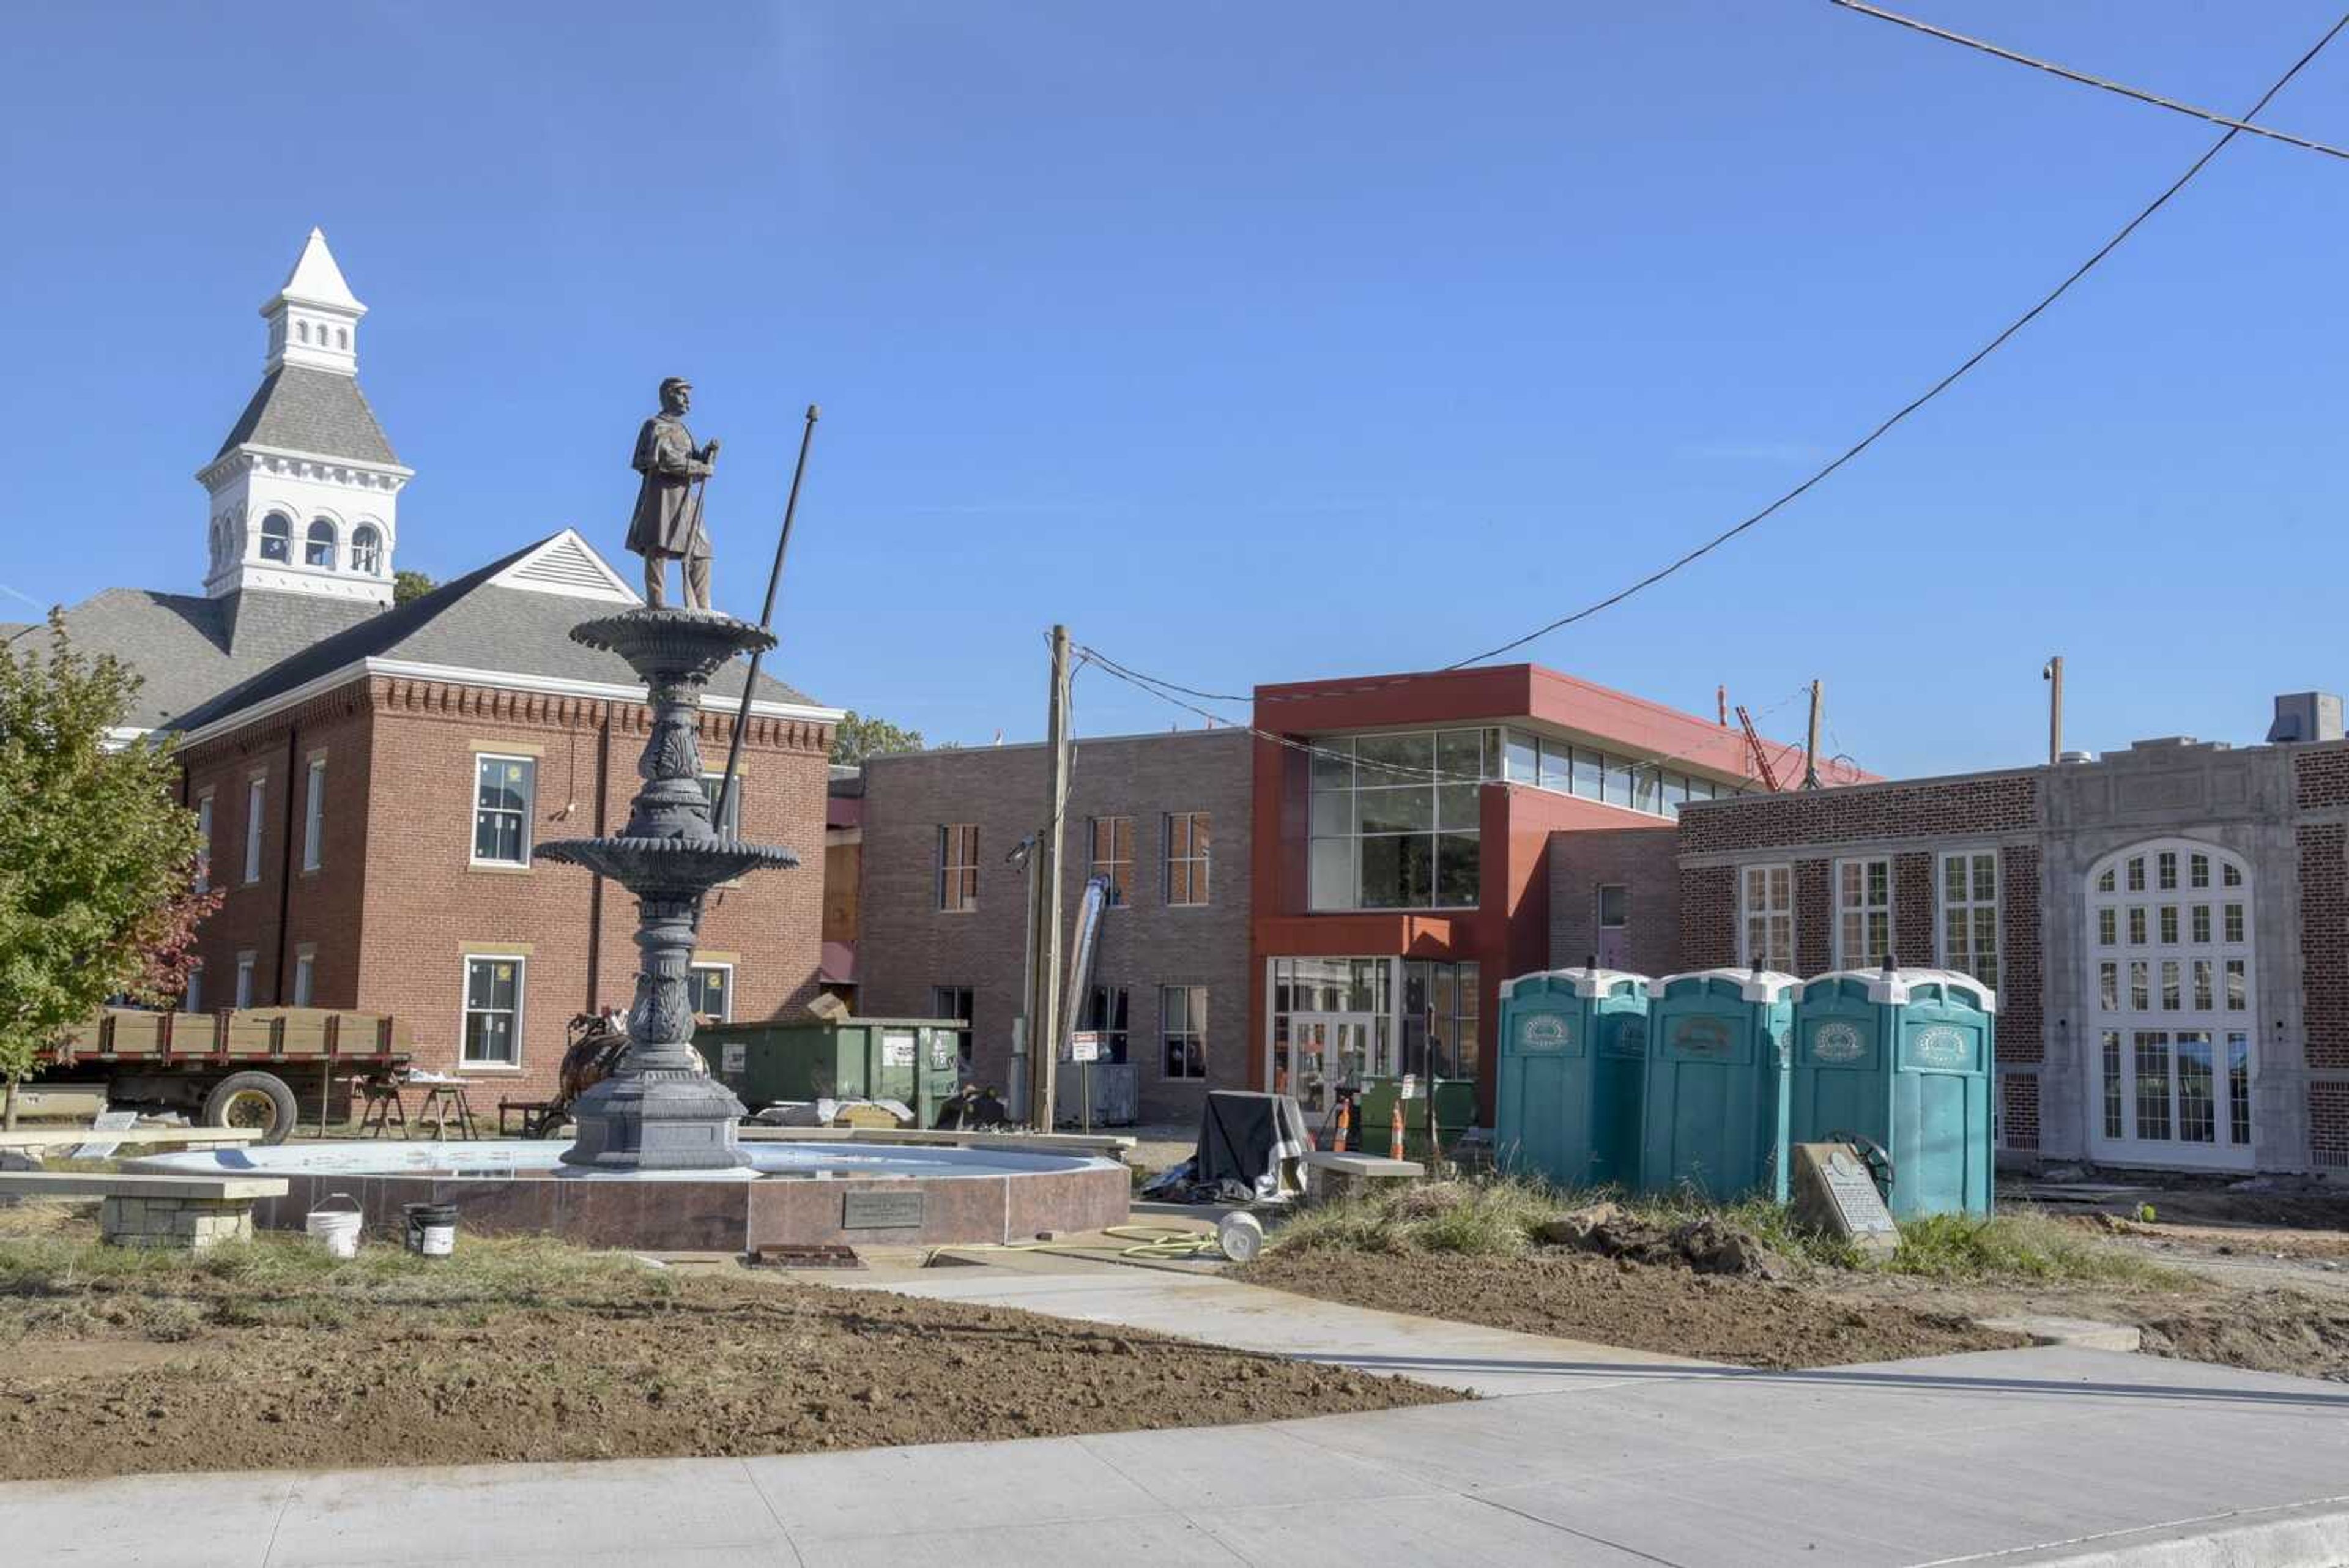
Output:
top-left (1283, 1013), bottom-right (1378, 1120)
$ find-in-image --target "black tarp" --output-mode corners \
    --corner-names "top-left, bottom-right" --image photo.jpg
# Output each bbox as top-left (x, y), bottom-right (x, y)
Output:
top-left (1192, 1090), bottom-right (1310, 1201)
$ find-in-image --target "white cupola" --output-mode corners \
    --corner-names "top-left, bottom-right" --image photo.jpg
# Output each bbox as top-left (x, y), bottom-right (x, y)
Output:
top-left (198, 229), bottom-right (413, 605)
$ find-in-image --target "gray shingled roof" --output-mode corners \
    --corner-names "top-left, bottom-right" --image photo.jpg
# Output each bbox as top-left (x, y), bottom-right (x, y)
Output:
top-left (215, 365), bottom-right (399, 466)
top-left (46, 587), bottom-right (382, 729)
top-left (163, 533), bottom-right (818, 735)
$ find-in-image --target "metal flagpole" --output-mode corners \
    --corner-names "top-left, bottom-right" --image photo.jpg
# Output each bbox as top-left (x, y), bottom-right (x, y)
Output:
top-left (713, 404), bottom-right (820, 836)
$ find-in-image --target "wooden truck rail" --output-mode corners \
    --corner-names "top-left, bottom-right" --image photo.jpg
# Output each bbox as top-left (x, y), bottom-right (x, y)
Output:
top-left (35, 1006), bottom-right (415, 1143)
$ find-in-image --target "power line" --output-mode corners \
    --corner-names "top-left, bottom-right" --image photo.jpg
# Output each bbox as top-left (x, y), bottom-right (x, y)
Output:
top-left (1833, 0), bottom-right (2349, 163)
top-left (1438, 12), bottom-right (2349, 671)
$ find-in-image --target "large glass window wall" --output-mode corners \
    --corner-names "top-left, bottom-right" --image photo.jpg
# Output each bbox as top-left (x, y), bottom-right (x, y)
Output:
top-left (1308, 726), bottom-right (1742, 912)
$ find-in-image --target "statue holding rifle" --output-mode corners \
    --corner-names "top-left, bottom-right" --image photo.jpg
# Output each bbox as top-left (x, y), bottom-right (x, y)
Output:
top-left (626, 376), bottom-right (719, 609)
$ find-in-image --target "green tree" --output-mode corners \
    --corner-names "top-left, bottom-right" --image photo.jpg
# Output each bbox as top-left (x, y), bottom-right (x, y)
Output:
top-left (393, 569), bottom-right (436, 606)
top-left (0, 615), bottom-right (207, 1124)
top-left (831, 710), bottom-right (926, 767)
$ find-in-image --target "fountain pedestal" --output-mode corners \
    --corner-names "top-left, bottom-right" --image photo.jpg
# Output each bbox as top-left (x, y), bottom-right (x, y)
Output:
top-left (537, 608), bottom-right (798, 1172)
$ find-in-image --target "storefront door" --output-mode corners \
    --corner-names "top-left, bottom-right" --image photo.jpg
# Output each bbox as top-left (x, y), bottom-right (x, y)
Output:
top-left (1283, 1012), bottom-right (1378, 1121)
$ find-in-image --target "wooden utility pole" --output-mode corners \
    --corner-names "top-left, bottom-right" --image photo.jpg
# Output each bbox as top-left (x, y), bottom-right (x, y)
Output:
top-left (2044, 655), bottom-right (2065, 764)
top-left (1801, 680), bottom-right (1824, 789)
top-left (1028, 625), bottom-right (1073, 1131)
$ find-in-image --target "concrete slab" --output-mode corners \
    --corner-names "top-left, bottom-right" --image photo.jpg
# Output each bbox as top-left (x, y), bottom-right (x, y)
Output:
top-left (741, 1435), bottom-right (1162, 1542)
top-left (1980, 1313), bottom-right (2146, 1352)
top-left (0, 1470), bottom-right (292, 1566)
top-left (790, 1511), bottom-right (1234, 1568)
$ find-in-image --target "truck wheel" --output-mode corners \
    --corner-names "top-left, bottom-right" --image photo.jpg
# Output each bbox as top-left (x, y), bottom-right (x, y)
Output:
top-left (203, 1071), bottom-right (299, 1144)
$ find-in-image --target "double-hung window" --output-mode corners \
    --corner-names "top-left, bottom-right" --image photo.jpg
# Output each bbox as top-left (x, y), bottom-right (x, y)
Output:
top-left (242, 776), bottom-right (265, 884)
top-left (1089, 816), bottom-right (1134, 907)
top-left (1835, 858), bottom-right (1892, 967)
top-left (473, 756), bottom-right (536, 866)
top-left (1080, 986), bottom-right (1130, 1063)
top-left (184, 962), bottom-right (202, 1015)
top-left (1940, 850), bottom-right (2000, 990)
top-left (234, 951), bottom-right (256, 1009)
top-left (1162, 986), bottom-right (1207, 1080)
top-left (1164, 812), bottom-right (1210, 905)
top-left (688, 962), bottom-right (733, 1022)
top-left (302, 757), bottom-right (327, 872)
top-left (193, 792), bottom-right (214, 893)
top-left (930, 986), bottom-right (974, 1070)
top-left (293, 948), bottom-right (316, 1007)
top-left (462, 956), bottom-right (525, 1067)
top-left (1740, 864), bottom-right (1794, 972)
top-left (700, 773), bottom-right (743, 838)
top-left (938, 824), bottom-right (978, 911)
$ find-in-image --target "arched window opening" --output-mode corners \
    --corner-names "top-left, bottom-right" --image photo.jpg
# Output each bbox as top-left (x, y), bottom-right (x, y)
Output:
top-left (305, 519), bottom-right (337, 570)
top-left (336, 327), bottom-right (349, 350)
top-left (297, 321), bottom-right (310, 343)
top-left (351, 524), bottom-right (383, 575)
top-left (259, 513), bottom-right (292, 563)
top-left (2085, 839), bottom-right (2255, 1168)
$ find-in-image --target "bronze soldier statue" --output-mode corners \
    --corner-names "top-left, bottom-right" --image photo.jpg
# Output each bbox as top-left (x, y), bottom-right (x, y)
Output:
top-left (626, 376), bottom-right (720, 609)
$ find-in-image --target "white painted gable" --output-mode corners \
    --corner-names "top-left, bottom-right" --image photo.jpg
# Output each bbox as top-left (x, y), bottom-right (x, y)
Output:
top-left (492, 529), bottom-right (642, 605)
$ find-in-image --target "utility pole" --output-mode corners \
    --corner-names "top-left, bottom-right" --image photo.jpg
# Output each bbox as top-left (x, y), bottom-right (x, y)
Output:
top-left (1801, 680), bottom-right (1824, 789)
top-left (2044, 655), bottom-right (2065, 764)
top-left (1028, 625), bottom-right (1073, 1131)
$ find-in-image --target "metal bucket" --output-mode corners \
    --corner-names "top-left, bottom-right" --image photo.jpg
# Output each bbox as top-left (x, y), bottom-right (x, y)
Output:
top-left (305, 1192), bottom-right (362, 1260)
top-left (402, 1201), bottom-right (457, 1258)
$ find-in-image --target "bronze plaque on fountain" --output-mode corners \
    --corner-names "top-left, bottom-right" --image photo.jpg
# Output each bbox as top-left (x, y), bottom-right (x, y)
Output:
top-left (842, 1189), bottom-right (927, 1230)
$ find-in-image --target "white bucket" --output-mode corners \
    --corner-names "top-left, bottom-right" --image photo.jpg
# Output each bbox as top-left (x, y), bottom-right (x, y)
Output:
top-left (305, 1193), bottom-right (362, 1260)
top-left (1215, 1211), bottom-right (1264, 1264)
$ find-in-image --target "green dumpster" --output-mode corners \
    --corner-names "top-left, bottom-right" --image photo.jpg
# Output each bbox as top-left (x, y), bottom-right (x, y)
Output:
top-left (1495, 968), bottom-right (1650, 1189)
top-left (1639, 969), bottom-right (1797, 1202)
top-left (1791, 966), bottom-right (1997, 1218)
top-left (690, 1017), bottom-right (962, 1125)
top-left (1355, 1075), bottom-right (1477, 1162)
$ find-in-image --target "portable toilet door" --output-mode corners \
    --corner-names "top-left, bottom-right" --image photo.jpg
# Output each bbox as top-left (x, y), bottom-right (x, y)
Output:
top-left (1639, 969), bottom-right (1798, 1202)
top-left (1789, 972), bottom-right (1887, 1180)
top-left (1496, 968), bottom-right (1649, 1188)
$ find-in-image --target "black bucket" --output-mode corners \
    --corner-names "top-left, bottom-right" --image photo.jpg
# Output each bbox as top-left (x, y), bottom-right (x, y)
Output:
top-left (402, 1202), bottom-right (458, 1258)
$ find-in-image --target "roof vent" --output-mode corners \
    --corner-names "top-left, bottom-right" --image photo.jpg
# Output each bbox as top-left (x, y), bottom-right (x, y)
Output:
top-left (2058, 749), bottom-right (2096, 764)
top-left (2267, 692), bottom-right (2344, 745)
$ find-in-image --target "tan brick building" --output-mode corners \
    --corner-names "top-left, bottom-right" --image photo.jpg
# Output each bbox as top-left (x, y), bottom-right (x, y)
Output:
top-left (32, 231), bottom-right (838, 1105)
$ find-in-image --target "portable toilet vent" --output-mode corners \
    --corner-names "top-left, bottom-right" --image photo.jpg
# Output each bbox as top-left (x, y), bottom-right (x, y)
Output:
top-left (1496, 967), bottom-right (1651, 1189)
top-left (1639, 968), bottom-right (1798, 1202)
top-left (1791, 966), bottom-right (1997, 1219)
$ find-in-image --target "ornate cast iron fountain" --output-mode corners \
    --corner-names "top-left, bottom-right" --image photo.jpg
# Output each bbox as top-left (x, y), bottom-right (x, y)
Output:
top-left (538, 608), bottom-right (796, 1170)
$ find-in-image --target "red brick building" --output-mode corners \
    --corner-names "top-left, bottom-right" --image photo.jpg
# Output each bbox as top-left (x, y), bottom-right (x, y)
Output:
top-left (32, 232), bottom-right (837, 1104)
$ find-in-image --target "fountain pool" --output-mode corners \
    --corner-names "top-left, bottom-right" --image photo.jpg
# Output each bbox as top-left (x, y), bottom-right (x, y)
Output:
top-left (130, 1138), bottom-right (1131, 1252)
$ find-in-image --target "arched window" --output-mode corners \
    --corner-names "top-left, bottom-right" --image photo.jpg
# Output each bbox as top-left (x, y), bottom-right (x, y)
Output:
top-left (259, 513), bottom-right (292, 563)
top-left (336, 327), bottom-right (349, 350)
top-left (297, 321), bottom-right (310, 343)
top-left (2086, 839), bottom-right (2255, 1168)
top-left (305, 519), bottom-right (338, 570)
top-left (351, 524), bottom-right (382, 575)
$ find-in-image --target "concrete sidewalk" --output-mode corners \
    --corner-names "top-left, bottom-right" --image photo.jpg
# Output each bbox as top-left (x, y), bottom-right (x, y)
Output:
top-left (829, 1246), bottom-right (1710, 1395)
top-left (5, 1346), bottom-right (2346, 1566)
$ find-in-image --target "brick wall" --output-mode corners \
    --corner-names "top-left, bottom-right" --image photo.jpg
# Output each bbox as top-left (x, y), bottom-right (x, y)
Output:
top-left (2299, 822), bottom-right (2349, 1072)
top-left (1679, 773), bottom-right (2038, 855)
top-left (2312, 1082), bottom-right (2349, 1169)
top-left (858, 730), bottom-right (1253, 1124)
top-left (1893, 850), bottom-right (1935, 967)
top-left (1679, 863), bottom-right (1737, 970)
top-left (1794, 860), bottom-right (1830, 975)
top-left (2295, 745), bottom-right (2349, 810)
top-left (1998, 844), bottom-right (2043, 1065)
top-left (1548, 825), bottom-right (1679, 976)
top-left (2001, 1072), bottom-right (2041, 1152)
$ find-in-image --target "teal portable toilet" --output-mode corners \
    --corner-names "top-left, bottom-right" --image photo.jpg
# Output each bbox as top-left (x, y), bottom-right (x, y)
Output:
top-left (1639, 969), bottom-right (1797, 1202)
top-left (1791, 966), bottom-right (1997, 1219)
top-left (1495, 968), bottom-right (1651, 1189)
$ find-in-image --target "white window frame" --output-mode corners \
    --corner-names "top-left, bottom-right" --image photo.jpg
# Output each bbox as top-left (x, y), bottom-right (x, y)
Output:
top-left (242, 775), bottom-right (265, 884)
top-left (292, 947), bottom-right (316, 1007)
top-left (688, 960), bottom-right (735, 1022)
top-left (1597, 883), bottom-right (1629, 930)
top-left (184, 961), bottom-right (202, 1015)
top-left (471, 754), bottom-right (537, 868)
top-left (699, 771), bottom-right (743, 839)
top-left (1937, 847), bottom-right (2001, 990)
top-left (302, 757), bottom-right (327, 872)
top-left (937, 823), bottom-right (979, 912)
top-left (1737, 863), bottom-right (1795, 973)
top-left (1833, 856), bottom-right (1893, 968)
top-left (234, 951), bottom-right (256, 1009)
top-left (193, 790), bottom-right (214, 894)
top-left (460, 954), bottom-right (527, 1071)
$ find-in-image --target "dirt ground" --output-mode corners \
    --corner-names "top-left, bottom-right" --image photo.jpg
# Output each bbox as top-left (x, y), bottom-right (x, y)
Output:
top-left (0, 1206), bottom-right (1449, 1482)
top-left (1239, 1249), bottom-right (2024, 1369)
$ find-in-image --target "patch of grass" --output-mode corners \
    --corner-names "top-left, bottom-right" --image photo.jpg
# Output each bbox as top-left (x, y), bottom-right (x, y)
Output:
top-left (1272, 1177), bottom-right (1568, 1258)
top-left (1884, 1209), bottom-right (2189, 1287)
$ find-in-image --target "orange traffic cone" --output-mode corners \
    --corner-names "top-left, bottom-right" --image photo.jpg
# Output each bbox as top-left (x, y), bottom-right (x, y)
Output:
top-left (1391, 1099), bottom-right (1407, 1159)
top-left (1332, 1097), bottom-right (1350, 1152)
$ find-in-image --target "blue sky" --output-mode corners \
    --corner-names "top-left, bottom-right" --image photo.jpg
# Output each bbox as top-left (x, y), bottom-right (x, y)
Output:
top-left (3, 2), bottom-right (2345, 777)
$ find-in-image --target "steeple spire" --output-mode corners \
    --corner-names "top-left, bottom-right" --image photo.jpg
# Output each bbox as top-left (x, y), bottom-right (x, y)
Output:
top-left (261, 228), bottom-right (367, 377)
